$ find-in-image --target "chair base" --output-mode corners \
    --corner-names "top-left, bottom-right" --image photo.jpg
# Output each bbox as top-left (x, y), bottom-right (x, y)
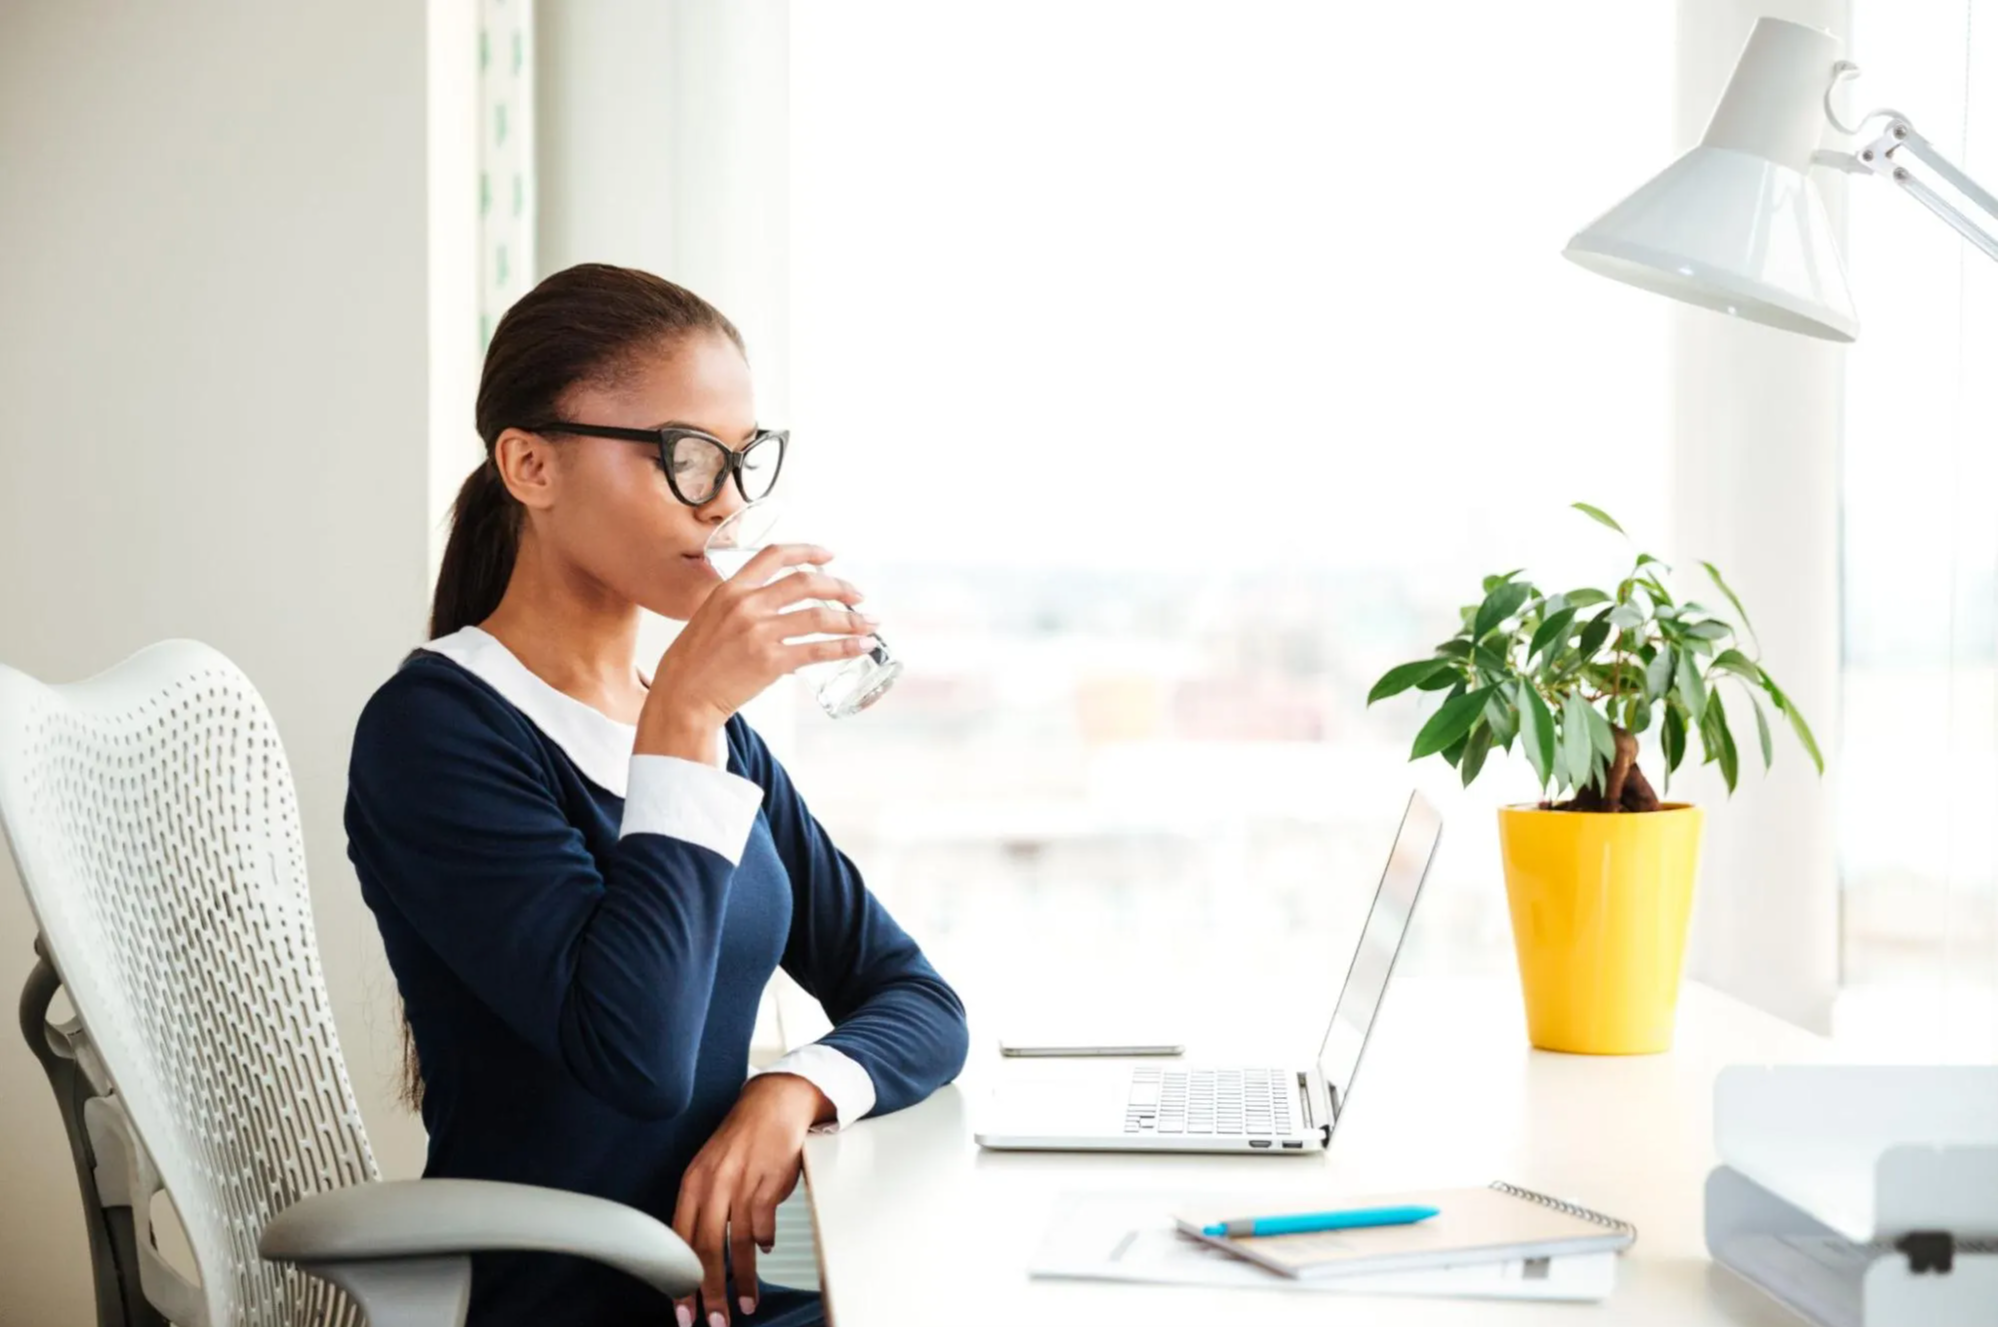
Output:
top-left (18, 937), bottom-right (168, 1327)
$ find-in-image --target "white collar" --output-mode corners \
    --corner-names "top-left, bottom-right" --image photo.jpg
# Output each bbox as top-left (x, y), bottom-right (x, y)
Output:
top-left (423, 626), bottom-right (725, 796)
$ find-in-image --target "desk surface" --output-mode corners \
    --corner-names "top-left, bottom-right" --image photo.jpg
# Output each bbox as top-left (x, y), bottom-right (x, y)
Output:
top-left (795, 975), bottom-right (1832, 1326)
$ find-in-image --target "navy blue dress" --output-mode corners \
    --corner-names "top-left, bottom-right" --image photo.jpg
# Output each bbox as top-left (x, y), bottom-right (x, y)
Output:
top-left (346, 648), bottom-right (968, 1326)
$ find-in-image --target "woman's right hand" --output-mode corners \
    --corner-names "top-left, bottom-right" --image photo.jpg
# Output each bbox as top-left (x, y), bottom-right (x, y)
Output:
top-left (640, 543), bottom-right (877, 754)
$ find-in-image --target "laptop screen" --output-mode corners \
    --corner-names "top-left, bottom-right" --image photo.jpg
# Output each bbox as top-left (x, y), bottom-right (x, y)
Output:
top-left (1315, 791), bottom-right (1443, 1121)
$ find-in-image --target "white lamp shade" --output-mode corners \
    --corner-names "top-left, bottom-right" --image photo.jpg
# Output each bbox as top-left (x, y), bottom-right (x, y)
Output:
top-left (1563, 17), bottom-right (1858, 342)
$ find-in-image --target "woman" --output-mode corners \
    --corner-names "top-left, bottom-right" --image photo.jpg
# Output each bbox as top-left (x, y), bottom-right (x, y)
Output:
top-left (346, 263), bottom-right (968, 1327)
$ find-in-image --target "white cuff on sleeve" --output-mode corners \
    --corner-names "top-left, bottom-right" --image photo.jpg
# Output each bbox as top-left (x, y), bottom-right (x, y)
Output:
top-left (620, 754), bottom-right (766, 864)
top-left (752, 1043), bottom-right (877, 1133)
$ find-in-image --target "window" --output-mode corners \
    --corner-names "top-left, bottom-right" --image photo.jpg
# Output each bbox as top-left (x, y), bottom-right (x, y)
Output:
top-left (1837, 1), bottom-right (1996, 1042)
top-left (785, 2), bottom-right (1675, 1015)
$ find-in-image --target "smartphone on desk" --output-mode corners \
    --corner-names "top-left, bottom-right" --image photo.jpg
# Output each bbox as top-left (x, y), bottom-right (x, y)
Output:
top-left (997, 1030), bottom-right (1185, 1058)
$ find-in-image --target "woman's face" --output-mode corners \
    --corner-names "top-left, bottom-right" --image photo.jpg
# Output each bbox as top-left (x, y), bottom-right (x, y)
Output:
top-left (509, 331), bottom-right (757, 622)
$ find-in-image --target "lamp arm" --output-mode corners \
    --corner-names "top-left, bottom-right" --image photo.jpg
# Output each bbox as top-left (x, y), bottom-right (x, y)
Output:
top-left (1869, 122), bottom-right (1997, 255)
top-left (1822, 60), bottom-right (1909, 136)
top-left (1816, 61), bottom-right (1997, 261)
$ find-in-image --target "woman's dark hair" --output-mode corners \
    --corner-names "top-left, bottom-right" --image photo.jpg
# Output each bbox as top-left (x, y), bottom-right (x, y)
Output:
top-left (400, 263), bottom-right (744, 1110)
top-left (429, 261), bottom-right (746, 640)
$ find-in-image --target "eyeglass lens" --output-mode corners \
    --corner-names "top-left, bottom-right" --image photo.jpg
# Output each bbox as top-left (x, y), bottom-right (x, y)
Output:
top-left (669, 434), bottom-right (781, 503)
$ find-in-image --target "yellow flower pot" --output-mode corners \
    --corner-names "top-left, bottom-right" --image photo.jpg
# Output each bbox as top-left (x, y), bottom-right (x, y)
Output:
top-left (1496, 804), bottom-right (1704, 1054)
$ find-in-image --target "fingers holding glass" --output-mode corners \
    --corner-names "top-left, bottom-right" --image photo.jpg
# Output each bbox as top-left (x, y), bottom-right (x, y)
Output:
top-left (704, 501), bottom-right (903, 718)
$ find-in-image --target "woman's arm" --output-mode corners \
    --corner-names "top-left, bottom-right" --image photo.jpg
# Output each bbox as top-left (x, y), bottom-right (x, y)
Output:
top-left (732, 720), bottom-right (971, 1121)
top-left (346, 662), bottom-right (762, 1120)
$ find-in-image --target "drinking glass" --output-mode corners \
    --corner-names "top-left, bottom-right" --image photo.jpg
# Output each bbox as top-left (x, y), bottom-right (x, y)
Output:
top-left (704, 501), bottom-right (903, 718)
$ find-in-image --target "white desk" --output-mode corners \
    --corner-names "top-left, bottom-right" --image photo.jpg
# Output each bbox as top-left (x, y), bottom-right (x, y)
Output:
top-left (794, 976), bottom-right (1833, 1326)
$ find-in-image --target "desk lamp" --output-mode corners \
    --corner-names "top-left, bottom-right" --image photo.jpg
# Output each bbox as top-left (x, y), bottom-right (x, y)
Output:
top-left (1564, 16), bottom-right (1994, 342)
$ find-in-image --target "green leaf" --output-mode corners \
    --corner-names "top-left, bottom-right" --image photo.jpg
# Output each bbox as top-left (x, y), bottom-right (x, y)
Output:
top-left (1563, 588), bottom-right (1612, 608)
top-left (1411, 685), bottom-right (1494, 760)
top-left (1682, 619), bottom-right (1733, 641)
top-left (1441, 734), bottom-right (1467, 768)
top-left (1764, 682), bottom-right (1826, 775)
top-left (1607, 603), bottom-right (1648, 632)
top-left (1634, 553), bottom-right (1671, 571)
top-left (1473, 581), bottom-right (1534, 641)
top-left (1575, 608), bottom-right (1614, 661)
top-left (1518, 681), bottom-right (1555, 787)
top-left (1460, 721), bottom-right (1494, 787)
top-left (1481, 569), bottom-right (1527, 594)
top-left (1643, 576), bottom-right (1676, 608)
top-left (1416, 667), bottom-right (1461, 691)
top-left (1627, 694), bottom-right (1653, 736)
top-left (1702, 561), bottom-right (1760, 653)
top-left (1707, 689), bottom-right (1739, 792)
top-left (1562, 691), bottom-right (1595, 792)
top-left (1646, 644), bottom-right (1676, 702)
top-left (1528, 606), bottom-right (1578, 664)
top-left (1572, 502), bottom-right (1627, 535)
top-left (1484, 688), bottom-right (1519, 748)
top-left (1786, 704), bottom-right (1824, 775)
top-left (1368, 659), bottom-right (1454, 705)
top-left (1749, 691), bottom-right (1774, 769)
top-left (1663, 703), bottom-right (1688, 784)
top-left (1473, 642), bottom-right (1513, 680)
top-left (1434, 639), bottom-right (1474, 660)
top-left (1676, 646), bottom-right (1708, 722)
top-left (1583, 659), bottom-right (1646, 696)
top-left (1586, 703), bottom-right (1616, 761)
top-left (1710, 648), bottom-right (1762, 684)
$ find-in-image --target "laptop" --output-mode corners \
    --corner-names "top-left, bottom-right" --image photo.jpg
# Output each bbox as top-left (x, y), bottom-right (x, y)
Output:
top-left (974, 791), bottom-right (1442, 1155)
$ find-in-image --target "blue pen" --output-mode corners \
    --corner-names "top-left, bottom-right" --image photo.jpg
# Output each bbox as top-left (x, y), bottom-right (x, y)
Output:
top-left (1200, 1204), bottom-right (1440, 1238)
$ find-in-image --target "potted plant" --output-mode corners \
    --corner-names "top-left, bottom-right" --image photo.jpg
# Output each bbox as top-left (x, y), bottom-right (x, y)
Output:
top-left (1367, 504), bottom-right (1823, 1054)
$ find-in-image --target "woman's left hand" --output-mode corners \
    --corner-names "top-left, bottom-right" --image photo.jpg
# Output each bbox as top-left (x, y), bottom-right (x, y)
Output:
top-left (672, 1073), bottom-right (831, 1327)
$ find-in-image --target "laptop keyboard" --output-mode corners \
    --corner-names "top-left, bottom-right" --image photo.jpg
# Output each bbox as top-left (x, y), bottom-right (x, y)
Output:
top-left (1124, 1066), bottom-right (1294, 1136)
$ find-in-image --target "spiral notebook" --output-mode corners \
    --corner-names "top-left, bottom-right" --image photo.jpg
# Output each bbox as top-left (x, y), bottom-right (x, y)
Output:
top-left (1173, 1182), bottom-right (1637, 1281)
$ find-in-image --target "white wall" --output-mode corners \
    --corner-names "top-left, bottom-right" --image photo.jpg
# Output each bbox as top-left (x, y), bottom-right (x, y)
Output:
top-left (0, 4), bottom-right (436, 1320)
top-left (536, 0), bottom-right (679, 280)
top-left (536, 0), bottom-right (795, 749)
top-left (432, 0), bottom-right (486, 581)
top-left (1669, 0), bottom-right (1850, 1033)
top-left (535, 0), bottom-right (792, 474)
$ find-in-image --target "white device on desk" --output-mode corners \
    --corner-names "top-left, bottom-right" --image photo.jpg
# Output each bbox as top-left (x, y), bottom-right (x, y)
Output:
top-left (1705, 1065), bottom-right (1998, 1327)
top-left (999, 1036), bottom-right (1186, 1058)
top-left (975, 790), bottom-right (1442, 1155)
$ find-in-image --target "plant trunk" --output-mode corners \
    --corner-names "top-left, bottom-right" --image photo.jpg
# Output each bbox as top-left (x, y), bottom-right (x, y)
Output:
top-left (1543, 725), bottom-right (1662, 813)
top-left (1619, 759), bottom-right (1661, 812)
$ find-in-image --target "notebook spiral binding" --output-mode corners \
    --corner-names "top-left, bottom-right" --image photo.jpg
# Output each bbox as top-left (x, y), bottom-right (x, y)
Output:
top-left (1489, 1181), bottom-right (1640, 1251)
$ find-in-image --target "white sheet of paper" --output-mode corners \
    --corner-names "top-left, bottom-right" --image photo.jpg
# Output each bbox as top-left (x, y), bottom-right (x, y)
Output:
top-left (1027, 1193), bottom-right (1617, 1302)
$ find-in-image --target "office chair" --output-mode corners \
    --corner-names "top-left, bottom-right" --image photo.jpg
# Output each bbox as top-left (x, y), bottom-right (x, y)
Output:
top-left (1, 641), bottom-right (702, 1326)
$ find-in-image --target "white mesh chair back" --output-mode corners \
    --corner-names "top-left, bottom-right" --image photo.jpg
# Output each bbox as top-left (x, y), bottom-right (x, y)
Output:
top-left (0, 641), bottom-right (376, 1327)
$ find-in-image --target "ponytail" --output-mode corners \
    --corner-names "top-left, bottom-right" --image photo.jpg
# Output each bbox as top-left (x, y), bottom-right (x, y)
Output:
top-left (398, 462), bottom-right (519, 1112)
top-left (429, 459), bottom-right (522, 638)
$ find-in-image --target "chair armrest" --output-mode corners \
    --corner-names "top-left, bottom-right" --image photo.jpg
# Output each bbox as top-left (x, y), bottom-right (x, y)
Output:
top-left (259, 1179), bottom-right (703, 1298)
